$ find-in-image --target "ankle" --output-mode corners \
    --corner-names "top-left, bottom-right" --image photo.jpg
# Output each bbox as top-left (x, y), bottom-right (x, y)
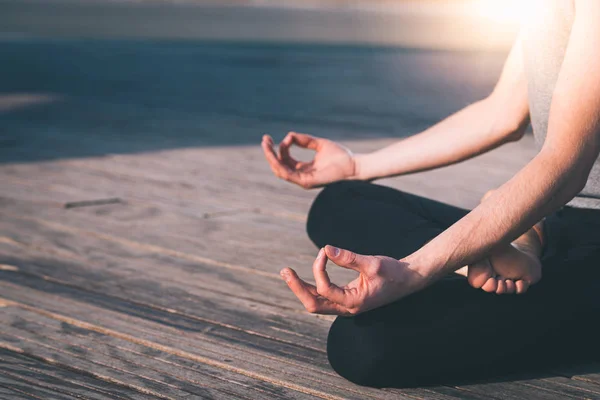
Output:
top-left (531, 221), bottom-right (545, 254)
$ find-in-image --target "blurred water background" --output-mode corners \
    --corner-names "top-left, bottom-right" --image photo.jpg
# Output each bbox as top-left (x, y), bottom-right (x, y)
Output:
top-left (0, 0), bottom-right (519, 162)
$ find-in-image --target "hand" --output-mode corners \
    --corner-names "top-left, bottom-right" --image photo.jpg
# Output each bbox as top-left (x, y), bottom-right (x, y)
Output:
top-left (280, 245), bottom-right (426, 315)
top-left (261, 132), bottom-right (357, 189)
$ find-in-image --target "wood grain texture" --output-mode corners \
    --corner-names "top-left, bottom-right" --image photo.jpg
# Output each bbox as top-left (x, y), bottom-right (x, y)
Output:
top-left (1, 38), bottom-right (596, 400)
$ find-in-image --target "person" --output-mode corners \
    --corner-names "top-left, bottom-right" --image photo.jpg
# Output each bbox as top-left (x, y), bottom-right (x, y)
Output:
top-left (261, 0), bottom-right (600, 388)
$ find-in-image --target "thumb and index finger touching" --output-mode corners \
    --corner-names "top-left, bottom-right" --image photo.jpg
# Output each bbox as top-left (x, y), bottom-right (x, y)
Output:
top-left (279, 132), bottom-right (319, 167)
top-left (261, 134), bottom-right (300, 182)
top-left (280, 132), bottom-right (320, 151)
top-left (312, 245), bottom-right (371, 305)
top-left (262, 132), bottom-right (321, 187)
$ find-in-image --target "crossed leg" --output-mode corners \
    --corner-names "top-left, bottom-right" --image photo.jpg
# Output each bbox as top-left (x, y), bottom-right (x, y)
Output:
top-left (307, 181), bottom-right (600, 387)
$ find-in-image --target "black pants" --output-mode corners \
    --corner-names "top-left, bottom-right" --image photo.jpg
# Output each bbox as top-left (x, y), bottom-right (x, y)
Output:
top-left (307, 181), bottom-right (600, 388)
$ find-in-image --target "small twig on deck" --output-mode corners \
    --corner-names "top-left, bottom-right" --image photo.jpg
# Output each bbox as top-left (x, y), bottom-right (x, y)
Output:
top-left (202, 208), bottom-right (260, 219)
top-left (64, 198), bottom-right (123, 209)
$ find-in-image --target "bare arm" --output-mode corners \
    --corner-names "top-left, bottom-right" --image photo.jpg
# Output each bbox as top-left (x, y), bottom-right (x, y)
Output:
top-left (354, 37), bottom-right (530, 180)
top-left (280, 1), bottom-right (600, 316)
top-left (408, 0), bottom-right (600, 280)
top-left (262, 37), bottom-right (530, 189)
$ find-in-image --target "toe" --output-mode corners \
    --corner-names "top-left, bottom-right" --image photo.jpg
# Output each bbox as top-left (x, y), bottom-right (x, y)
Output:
top-left (516, 280), bottom-right (530, 294)
top-left (505, 279), bottom-right (516, 294)
top-left (495, 278), bottom-right (506, 295)
top-left (481, 277), bottom-right (498, 293)
top-left (467, 259), bottom-right (494, 289)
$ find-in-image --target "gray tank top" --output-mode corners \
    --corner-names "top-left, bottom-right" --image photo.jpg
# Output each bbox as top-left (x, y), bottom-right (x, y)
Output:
top-left (522, 0), bottom-right (600, 209)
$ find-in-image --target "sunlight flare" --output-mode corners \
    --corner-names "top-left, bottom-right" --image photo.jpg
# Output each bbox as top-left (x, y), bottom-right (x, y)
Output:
top-left (476, 0), bottom-right (539, 24)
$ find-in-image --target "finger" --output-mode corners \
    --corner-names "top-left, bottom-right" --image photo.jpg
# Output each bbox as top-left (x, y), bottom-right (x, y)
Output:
top-left (324, 245), bottom-right (369, 272)
top-left (262, 136), bottom-right (300, 182)
top-left (313, 248), bottom-right (349, 305)
top-left (515, 280), bottom-right (530, 294)
top-left (262, 136), bottom-right (286, 173)
top-left (280, 268), bottom-right (348, 315)
top-left (481, 277), bottom-right (498, 293)
top-left (495, 278), bottom-right (506, 295)
top-left (467, 259), bottom-right (494, 289)
top-left (280, 267), bottom-right (318, 308)
top-left (279, 132), bottom-right (301, 168)
top-left (262, 134), bottom-right (276, 151)
top-left (504, 279), bottom-right (516, 294)
top-left (284, 132), bottom-right (320, 151)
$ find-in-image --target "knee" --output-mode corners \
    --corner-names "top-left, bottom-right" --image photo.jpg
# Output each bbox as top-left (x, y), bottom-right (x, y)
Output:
top-left (326, 316), bottom-right (387, 388)
top-left (306, 181), bottom-right (361, 248)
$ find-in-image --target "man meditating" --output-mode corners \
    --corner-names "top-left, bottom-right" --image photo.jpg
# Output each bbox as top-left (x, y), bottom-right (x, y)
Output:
top-left (262, 0), bottom-right (600, 387)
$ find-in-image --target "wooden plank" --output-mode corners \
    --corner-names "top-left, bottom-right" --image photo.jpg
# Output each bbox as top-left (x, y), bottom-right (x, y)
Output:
top-left (388, 386), bottom-right (501, 400)
top-left (0, 368), bottom-right (77, 400)
top-left (2, 313), bottom-right (307, 400)
top-left (0, 192), bottom-right (323, 278)
top-left (0, 263), bottom-right (331, 367)
top-left (0, 197), bottom-right (353, 300)
top-left (0, 152), bottom-right (313, 217)
top-left (0, 217), bottom-right (336, 343)
top-left (553, 364), bottom-right (600, 388)
top-left (1, 312), bottom-right (314, 400)
top-left (456, 377), bottom-right (600, 400)
top-left (527, 377), bottom-right (600, 398)
top-left (0, 135), bottom-right (535, 218)
top-left (0, 385), bottom-right (37, 400)
top-left (6, 269), bottom-right (579, 400)
top-left (0, 138), bottom-right (536, 280)
top-left (1, 348), bottom-right (147, 400)
top-left (0, 284), bottom-right (415, 400)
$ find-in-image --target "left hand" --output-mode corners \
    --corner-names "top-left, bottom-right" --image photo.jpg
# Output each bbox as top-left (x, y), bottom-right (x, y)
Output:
top-left (280, 245), bottom-right (426, 315)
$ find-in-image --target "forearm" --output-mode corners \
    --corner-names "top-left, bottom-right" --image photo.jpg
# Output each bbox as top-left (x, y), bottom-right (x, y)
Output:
top-left (404, 148), bottom-right (589, 281)
top-left (353, 97), bottom-right (527, 181)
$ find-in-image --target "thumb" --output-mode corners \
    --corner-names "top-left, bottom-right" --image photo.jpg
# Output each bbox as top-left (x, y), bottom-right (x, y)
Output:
top-left (467, 258), bottom-right (494, 289)
top-left (324, 245), bottom-right (370, 272)
top-left (283, 132), bottom-right (320, 151)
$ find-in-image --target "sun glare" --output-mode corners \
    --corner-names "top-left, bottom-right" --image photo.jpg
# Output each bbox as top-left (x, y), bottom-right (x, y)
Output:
top-left (476, 0), bottom-right (539, 25)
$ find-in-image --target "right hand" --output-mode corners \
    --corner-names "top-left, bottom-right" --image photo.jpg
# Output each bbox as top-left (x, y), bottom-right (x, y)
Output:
top-left (261, 132), bottom-right (357, 189)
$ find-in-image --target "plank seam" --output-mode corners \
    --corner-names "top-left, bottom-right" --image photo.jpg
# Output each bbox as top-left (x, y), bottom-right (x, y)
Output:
top-left (0, 341), bottom-right (176, 400)
top-left (0, 383), bottom-right (47, 400)
top-left (0, 268), bottom-right (328, 354)
top-left (13, 317), bottom-right (294, 400)
top-left (2, 298), bottom-right (346, 400)
top-left (1, 212), bottom-right (281, 280)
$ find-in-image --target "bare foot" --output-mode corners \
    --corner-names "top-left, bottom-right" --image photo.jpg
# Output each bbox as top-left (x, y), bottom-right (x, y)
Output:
top-left (464, 190), bottom-right (544, 294)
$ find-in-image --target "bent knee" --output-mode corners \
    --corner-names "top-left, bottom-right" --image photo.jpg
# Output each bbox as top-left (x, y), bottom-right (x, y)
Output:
top-left (306, 181), bottom-right (365, 248)
top-left (326, 316), bottom-right (388, 387)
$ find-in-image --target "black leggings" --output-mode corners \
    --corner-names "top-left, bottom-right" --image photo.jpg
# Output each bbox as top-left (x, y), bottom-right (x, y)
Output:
top-left (307, 181), bottom-right (600, 388)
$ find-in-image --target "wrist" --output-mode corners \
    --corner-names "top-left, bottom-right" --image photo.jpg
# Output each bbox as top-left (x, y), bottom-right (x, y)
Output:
top-left (400, 249), bottom-right (443, 283)
top-left (350, 153), bottom-right (369, 181)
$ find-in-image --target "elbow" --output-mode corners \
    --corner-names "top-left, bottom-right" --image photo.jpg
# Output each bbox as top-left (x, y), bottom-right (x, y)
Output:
top-left (484, 96), bottom-right (530, 143)
top-left (572, 171), bottom-right (590, 194)
top-left (561, 173), bottom-right (588, 204)
top-left (504, 123), bottom-right (528, 142)
top-left (502, 111), bottom-right (530, 142)
top-left (490, 117), bottom-right (529, 144)
top-left (538, 147), bottom-right (594, 196)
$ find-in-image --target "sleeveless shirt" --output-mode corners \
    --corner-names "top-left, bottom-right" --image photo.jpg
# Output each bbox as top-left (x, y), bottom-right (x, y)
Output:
top-left (522, 0), bottom-right (600, 209)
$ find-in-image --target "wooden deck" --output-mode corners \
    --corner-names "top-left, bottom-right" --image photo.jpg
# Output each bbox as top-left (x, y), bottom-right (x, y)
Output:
top-left (2, 38), bottom-right (600, 399)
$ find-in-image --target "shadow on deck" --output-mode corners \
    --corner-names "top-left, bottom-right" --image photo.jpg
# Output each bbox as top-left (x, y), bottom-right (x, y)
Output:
top-left (1, 38), bottom-right (599, 400)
